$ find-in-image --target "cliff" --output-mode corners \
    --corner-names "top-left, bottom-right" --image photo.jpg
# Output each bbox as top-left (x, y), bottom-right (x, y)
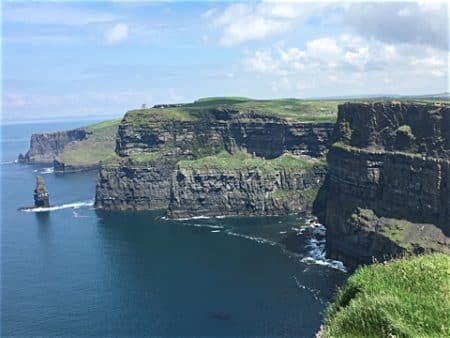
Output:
top-left (168, 152), bottom-right (326, 218)
top-left (95, 98), bottom-right (337, 213)
top-left (316, 102), bottom-right (450, 267)
top-left (19, 119), bottom-right (120, 172)
top-left (19, 129), bottom-right (87, 164)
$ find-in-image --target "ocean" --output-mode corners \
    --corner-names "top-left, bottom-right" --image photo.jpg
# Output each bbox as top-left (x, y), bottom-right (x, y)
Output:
top-left (1, 121), bottom-right (347, 337)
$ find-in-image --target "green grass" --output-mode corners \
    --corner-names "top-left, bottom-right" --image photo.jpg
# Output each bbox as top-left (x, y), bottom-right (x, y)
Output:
top-left (177, 151), bottom-right (324, 171)
top-left (324, 253), bottom-right (450, 338)
top-left (58, 118), bottom-right (119, 166)
top-left (126, 151), bottom-right (164, 165)
top-left (122, 96), bottom-right (449, 127)
top-left (86, 118), bottom-right (121, 132)
top-left (122, 97), bottom-right (342, 125)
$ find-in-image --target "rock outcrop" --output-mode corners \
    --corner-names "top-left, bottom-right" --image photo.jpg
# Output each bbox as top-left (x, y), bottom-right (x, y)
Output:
top-left (19, 129), bottom-right (87, 164)
top-left (316, 102), bottom-right (450, 267)
top-left (168, 159), bottom-right (326, 218)
top-left (34, 176), bottom-right (50, 208)
top-left (95, 157), bottom-right (177, 210)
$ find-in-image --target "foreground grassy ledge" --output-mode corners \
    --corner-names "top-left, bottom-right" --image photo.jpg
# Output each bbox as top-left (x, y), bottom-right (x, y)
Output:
top-left (323, 253), bottom-right (450, 337)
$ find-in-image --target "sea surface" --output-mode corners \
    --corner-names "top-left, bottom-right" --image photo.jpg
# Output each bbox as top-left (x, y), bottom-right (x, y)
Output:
top-left (1, 121), bottom-right (347, 337)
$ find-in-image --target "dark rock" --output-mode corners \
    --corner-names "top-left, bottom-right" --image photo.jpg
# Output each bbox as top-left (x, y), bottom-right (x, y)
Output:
top-left (167, 163), bottom-right (326, 218)
top-left (316, 102), bottom-right (450, 267)
top-left (34, 176), bottom-right (50, 208)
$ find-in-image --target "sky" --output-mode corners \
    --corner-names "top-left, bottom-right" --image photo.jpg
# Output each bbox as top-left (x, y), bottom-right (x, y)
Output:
top-left (2, 1), bottom-right (449, 122)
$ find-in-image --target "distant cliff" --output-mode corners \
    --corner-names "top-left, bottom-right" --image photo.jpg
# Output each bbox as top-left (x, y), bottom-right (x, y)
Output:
top-left (95, 99), bottom-right (336, 214)
top-left (19, 120), bottom-right (120, 172)
top-left (19, 129), bottom-right (87, 164)
top-left (315, 102), bottom-right (450, 267)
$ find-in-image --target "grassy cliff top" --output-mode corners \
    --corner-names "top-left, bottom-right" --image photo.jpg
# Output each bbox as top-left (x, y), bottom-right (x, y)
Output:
top-left (122, 97), bottom-right (342, 124)
top-left (177, 151), bottom-right (325, 171)
top-left (122, 96), bottom-right (449, 126)
top-left (324, 253), bottom-right (450, 337)
top-left (58, 118), bottom-right (120, 166)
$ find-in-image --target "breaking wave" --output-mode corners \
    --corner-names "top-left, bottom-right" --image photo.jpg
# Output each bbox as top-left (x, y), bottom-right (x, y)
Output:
top-left (21, 200), bottom-right (94, 213)
top-left (299, 222), bottom-right (347, 272)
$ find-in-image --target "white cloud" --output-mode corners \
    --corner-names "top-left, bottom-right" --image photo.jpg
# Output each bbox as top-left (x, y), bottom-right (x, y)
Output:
top-left (243, 33), bottom-right (449, 95)
top-left (205, 2), bottom-right (319, 46)
top-left (105, 23), bottom-right (129, 45)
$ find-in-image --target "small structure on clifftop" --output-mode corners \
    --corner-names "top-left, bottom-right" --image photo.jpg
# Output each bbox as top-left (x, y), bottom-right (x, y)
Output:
top-left (34, 176), bottom-right (50, 208)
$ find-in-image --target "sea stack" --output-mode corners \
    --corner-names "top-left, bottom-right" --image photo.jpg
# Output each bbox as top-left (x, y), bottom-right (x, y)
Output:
top-left (34, 176), bottom-right (50, 208)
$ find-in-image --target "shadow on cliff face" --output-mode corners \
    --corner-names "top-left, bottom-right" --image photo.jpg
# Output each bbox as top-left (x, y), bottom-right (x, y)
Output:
top-left (311, 177), bottom-right (329, 223)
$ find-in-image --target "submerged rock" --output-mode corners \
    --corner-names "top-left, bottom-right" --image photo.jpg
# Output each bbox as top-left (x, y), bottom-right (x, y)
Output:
top-left (34, 176), bottom-right (50, 208)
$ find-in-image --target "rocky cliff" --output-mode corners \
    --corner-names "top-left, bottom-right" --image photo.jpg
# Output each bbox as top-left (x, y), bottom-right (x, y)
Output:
top-left (168, 154), bottom-right (326, 218)
top-left (19, 120), bottom-right (120, 172)
top-left (95, 101), bottom-right (335, 213)
top-left (316, 102), bottom-right (450, 267)
top-left (19, 129), bottom-right (87, 164)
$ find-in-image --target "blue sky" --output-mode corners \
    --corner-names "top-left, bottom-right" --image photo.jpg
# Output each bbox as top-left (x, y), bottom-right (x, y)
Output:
top-left (2, 1), bottom-right (449, 122)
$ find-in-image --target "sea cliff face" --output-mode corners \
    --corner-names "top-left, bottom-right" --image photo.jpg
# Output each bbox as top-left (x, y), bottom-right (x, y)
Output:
top-left (18, 129), bottom-right (87, 164)
top-left (95, 106), bottom-right (334, 214)
top-left (168, 159), bottom-right (326, 218)
top-left (317, 102), bottom-right (450, 267)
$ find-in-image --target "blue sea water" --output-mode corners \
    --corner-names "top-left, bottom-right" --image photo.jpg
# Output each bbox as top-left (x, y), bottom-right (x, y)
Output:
top-left (1, 121), bottom-right (347, 337)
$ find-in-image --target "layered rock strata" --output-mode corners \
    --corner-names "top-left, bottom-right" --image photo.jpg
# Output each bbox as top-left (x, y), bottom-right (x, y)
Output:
top-left (168, 161), bottom-right (326, 218)
top-left (95, 108), bottom-right (334, 213)
top-left (316, 102), bottom-right (450, 267)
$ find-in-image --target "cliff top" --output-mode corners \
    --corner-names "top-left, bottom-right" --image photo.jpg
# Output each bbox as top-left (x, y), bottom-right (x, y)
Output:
top-left (57, 118), bottom-right (120, 166)
top-left (123, 97), bottom-right (449, 126)
top-left (122, 97), bottom-right (342, 124)
top-left (334, 101), bottom-right (449, 158)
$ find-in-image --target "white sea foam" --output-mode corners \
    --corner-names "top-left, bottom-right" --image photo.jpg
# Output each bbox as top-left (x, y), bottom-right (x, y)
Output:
top-left (225, 231), bottom-right (278, 246)
top-left (21, 200), bottom-right (94, 213)
top-left (292, 275), bottom-right (324, 304)
top-left (300, 222), bottom-right (347, 272)
top-left (182, 223), bottom-right (224, 230)
top-left (33, 167), bottom-right (54, 175)
top-left (211, 230), bottom-right (221, 233)
top-left (172, 215), bottom-right (212, 221)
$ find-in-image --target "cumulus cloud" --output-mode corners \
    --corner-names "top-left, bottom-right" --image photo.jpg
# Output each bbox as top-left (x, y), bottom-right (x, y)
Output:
top-left (205, 1), bottom-right (319, 46)
top-left (243, 33), bottom-right (449, 95)
top-left (105, 23), bottom-right (129, 45)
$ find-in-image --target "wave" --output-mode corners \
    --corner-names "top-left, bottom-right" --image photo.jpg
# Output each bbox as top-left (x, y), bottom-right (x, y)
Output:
top-left (211, 230), bottom-right (221, 233)
top-left (21, 200), bottom-right (94, 213)
top-left (33, 167), bottom-right (54, 175)
top-left (300, 222), bottom-right (347, 272)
